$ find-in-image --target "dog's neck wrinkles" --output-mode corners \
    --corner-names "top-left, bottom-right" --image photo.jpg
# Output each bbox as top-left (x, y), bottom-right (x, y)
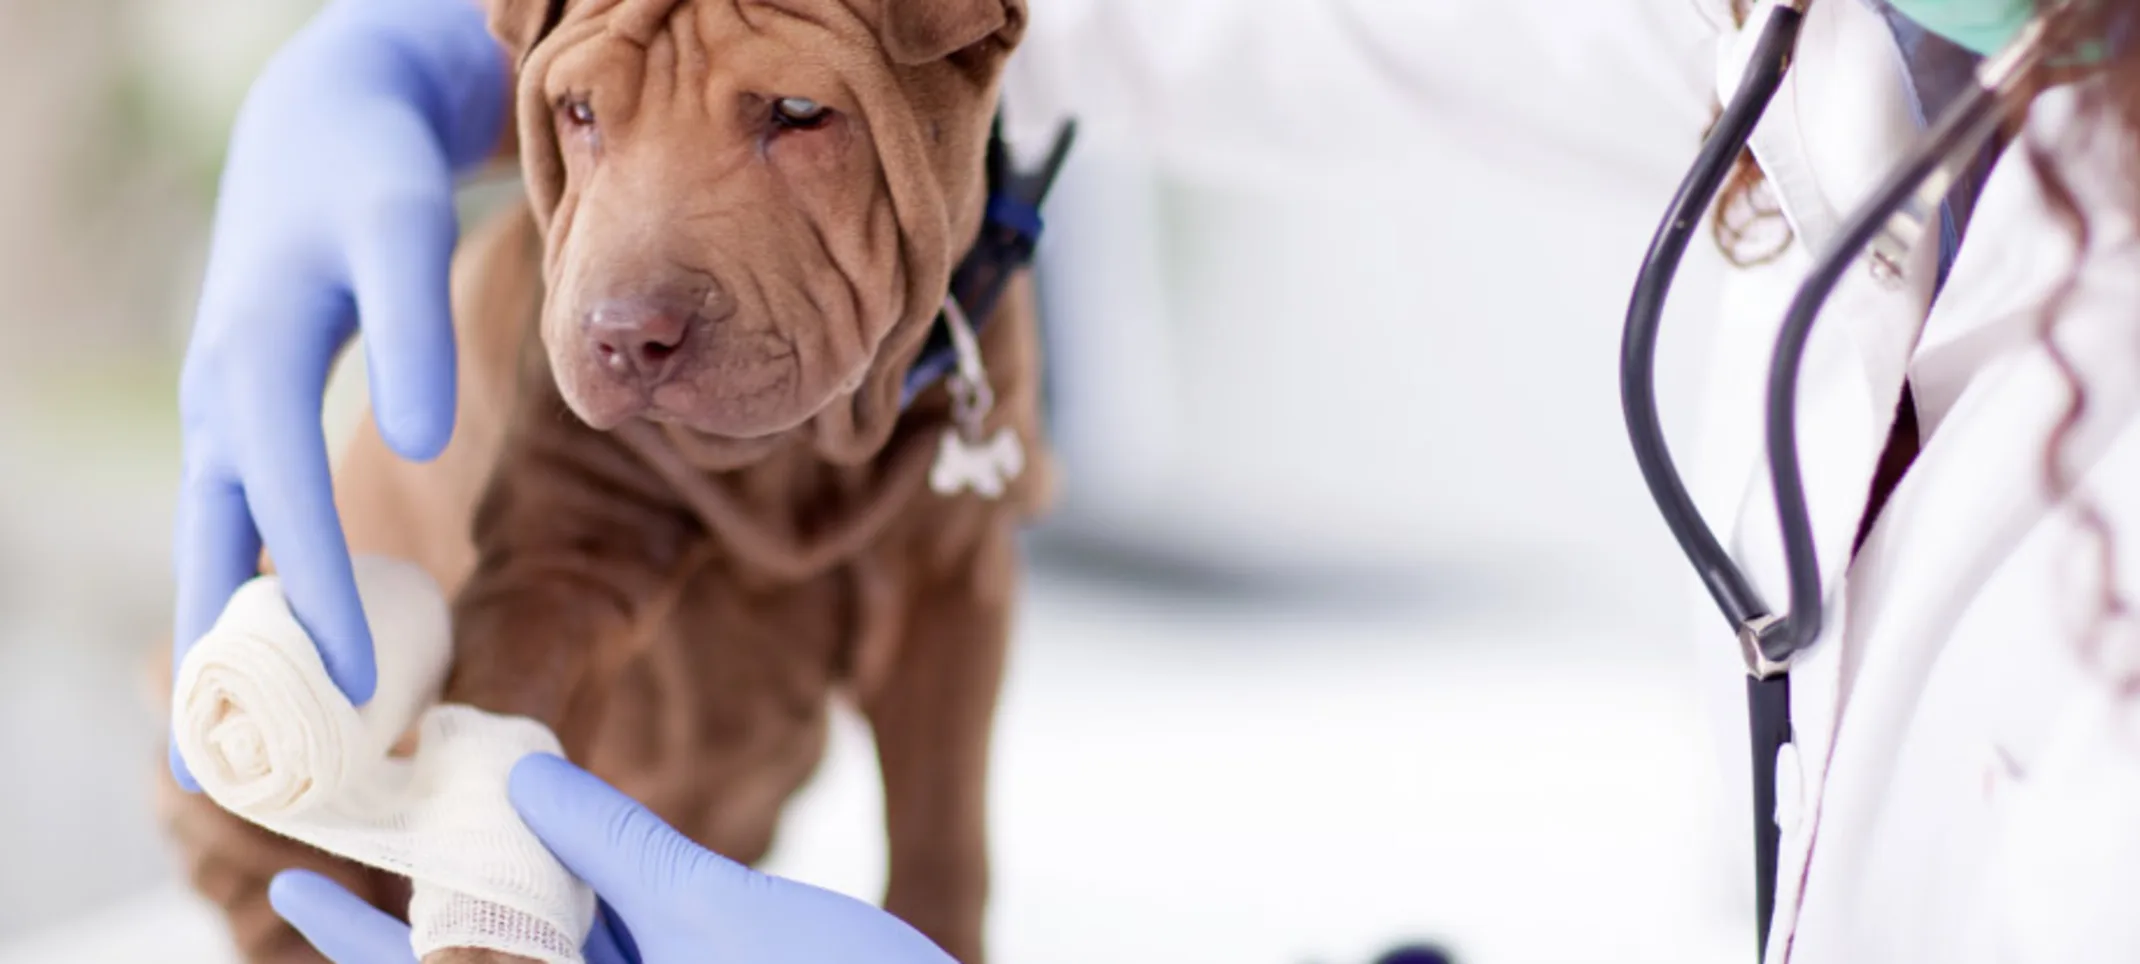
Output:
top-left (615, 408), bottom-right (940, 584)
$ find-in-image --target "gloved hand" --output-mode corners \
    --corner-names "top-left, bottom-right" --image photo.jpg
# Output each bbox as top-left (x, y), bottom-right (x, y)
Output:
top-left (271, 755), bottom-right (958, 964)
top-left (1886, 0), bottom-right (2037, 55)
top-left (172, 0), bottom-right (508, 788)
top-left (269, 872), bottom-right (641, 964)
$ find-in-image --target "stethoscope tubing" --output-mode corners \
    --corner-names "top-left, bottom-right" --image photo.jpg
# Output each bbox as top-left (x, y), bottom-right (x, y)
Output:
top-left (1620, 2), bottom-right (2071, 958)
top-left (1620, 4), bottom-right (1804, 637)
top-left (1762, 15), bottom-right (2054, 660)
top-left (1626, 4), bottom-right (2056, 666)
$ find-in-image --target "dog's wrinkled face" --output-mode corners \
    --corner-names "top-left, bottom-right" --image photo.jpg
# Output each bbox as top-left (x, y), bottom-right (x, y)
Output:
top-left (493, 0), bottom-right (1022, 441)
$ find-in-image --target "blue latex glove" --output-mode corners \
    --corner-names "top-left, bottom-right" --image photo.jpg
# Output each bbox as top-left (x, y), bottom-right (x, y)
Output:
top-left (171, 0), bottom-right (507, 787)
top-left (1886, 0), bottom-right (2037, 55)
top-left (268, 872), bottom-right (641, 964)
top-left (270, 755), bottom-right (957, 964)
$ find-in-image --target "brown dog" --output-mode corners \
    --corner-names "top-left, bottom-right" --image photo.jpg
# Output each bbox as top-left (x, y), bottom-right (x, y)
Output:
top-left (157, 1), bottom-right (1050, 962)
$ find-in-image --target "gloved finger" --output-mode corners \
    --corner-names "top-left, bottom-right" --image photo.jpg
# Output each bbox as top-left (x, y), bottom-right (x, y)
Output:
top-left (509, 754), bottom-right (750, 913)
top-left (583, 900), bottom-right (641, 964)
top-left (172, 464), bottom-right (264, 659)
top-left (229, 309), bottom-right (376, 704)
top-left (346, 139), bottom-right (460, 463)
top-left (169, 468), bottom-right (262, 790)
top-left (269, 870), bottom-right (417, 964)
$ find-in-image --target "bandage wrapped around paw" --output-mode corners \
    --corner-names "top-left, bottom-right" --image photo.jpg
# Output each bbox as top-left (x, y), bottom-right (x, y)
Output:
top-left (172, 556), bottom-right (595, 963)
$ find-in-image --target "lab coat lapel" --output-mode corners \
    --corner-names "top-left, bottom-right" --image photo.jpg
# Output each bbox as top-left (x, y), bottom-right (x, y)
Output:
top-left (1825, 83), bottom-right (2140, 727)
top-left (1709, 0), bottom-right (1934, 665)
top-left (1789, 226), bottom-right (2140, 964)
top-left (1701, 0), bottom-right (1936, 625)
top-left (1792, 309), bottom-right (2140, 962)
top-left (1699, 3), bottom-right (1936, 954)
top-left (1771, 83), bottom-right (2140, 961)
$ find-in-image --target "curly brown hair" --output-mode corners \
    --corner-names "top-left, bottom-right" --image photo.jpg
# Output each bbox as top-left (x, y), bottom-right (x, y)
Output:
top-left (2021, 2), bottom-right (2138, 688)
top-left (1711, 0), bottom-right (1795, 266)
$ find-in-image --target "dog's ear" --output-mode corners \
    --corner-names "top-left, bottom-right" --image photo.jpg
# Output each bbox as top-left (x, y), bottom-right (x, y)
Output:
top-left (497, 0), bottom-right (573, 236)
top-left (876, 0), bottom-right (1026, 65)
top-left (486, 0), bottom-right (566, 62)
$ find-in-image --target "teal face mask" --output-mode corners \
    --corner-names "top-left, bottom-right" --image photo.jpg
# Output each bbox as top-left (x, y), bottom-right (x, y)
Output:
top-left (1887, 0), bottom-right (2039, 55)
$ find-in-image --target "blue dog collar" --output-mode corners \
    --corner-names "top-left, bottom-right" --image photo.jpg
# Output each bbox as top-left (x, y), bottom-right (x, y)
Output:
top-left (902, 118), bottom-right (1077, 408)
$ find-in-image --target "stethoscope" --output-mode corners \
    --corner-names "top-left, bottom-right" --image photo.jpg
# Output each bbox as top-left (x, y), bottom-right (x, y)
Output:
top-left (1618, 1), bottom-right (2077, 956)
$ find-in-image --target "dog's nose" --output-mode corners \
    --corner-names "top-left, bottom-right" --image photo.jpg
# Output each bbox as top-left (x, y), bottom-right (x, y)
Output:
top-left (587, 298), bottom-right (693, 384)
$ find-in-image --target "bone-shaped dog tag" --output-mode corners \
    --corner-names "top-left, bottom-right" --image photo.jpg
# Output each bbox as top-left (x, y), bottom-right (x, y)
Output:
top-left (931, 427), bottom-right (1025, 500)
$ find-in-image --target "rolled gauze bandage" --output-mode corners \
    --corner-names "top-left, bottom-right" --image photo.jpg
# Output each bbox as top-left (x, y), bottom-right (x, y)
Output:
top-left (173, 556), bottom-right (596, 963)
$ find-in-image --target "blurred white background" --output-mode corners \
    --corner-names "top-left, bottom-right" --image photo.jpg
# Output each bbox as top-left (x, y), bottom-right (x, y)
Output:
top-left (0, 2), bottom-right (1746, 962)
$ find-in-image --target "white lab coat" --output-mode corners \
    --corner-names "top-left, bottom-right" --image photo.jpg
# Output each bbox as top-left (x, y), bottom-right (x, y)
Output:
top-left (1002, 1), bottom-right (2140, 961)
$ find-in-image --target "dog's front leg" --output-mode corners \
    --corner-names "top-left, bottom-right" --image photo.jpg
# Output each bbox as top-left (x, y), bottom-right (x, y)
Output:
top-left (443, 430), bottom-right (691, 738)
top-left (862, 519), bottom-right (1018, 964)
top-left (422, 435), bottom-right (693, 964)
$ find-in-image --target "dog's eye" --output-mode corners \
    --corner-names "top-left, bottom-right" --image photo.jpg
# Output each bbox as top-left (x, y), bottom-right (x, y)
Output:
top-left (560, 96), bottom-right (597, 128)
top-left (772, 97), bottom-right (831, 130)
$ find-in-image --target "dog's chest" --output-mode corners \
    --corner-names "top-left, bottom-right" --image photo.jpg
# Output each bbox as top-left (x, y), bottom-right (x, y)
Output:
top-left (585, 555), bottom-right (862, 781)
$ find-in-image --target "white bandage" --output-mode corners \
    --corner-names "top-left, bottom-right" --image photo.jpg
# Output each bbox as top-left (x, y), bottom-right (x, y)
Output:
top-left (172, 556), bottom-right (595, 963)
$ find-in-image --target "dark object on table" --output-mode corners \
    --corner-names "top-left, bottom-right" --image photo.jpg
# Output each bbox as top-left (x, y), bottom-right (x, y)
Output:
top-left (1371, 944), bottom-right (1458, 964)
